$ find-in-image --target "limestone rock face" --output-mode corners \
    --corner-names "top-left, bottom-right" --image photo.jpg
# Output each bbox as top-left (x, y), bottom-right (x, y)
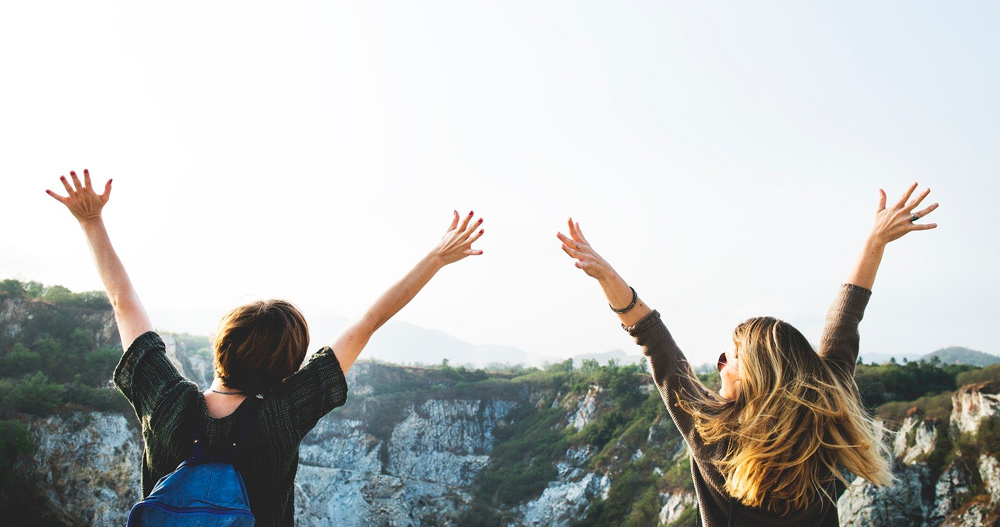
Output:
top-left (293, 398), bottom-right (517, 525)
top-left (939, 499), bottom-right (992, 527)
top-left (951, 382), bottom-right (1000, 434)
top-left (893, 412), bottom-right (939, 464)
top-left (841, 382), bottom-right (1000, 527)
top-left (838, 463), bottom-right (929, 527)
top-left (519, 471), bottom-right (611, 527)
top-left (388, 399), bottom-right (515, 487)
top-left (980, 454), bottom-right (1000, 506)
top-left (28, 412), bottom-right (142, 526)
top-left (659, 491), bottom-right (696, 525)
top-left (568, 385), bottom-right (603, 431)
top-left (517, 445), bottom-right (610, 527)
top-left (931, 462), bottom-right (974, 524)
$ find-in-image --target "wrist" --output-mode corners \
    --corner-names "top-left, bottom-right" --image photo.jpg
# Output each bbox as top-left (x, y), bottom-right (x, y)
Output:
top-left (78, 216), bottom-right (105, 229)
top-left (865, 233), bottom-right (888, 252)
top-left (424, 251), bottom-right (448, 271)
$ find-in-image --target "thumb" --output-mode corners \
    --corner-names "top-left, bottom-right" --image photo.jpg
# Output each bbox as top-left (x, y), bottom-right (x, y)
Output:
top-left (102, 179), bottom-right (113, 202)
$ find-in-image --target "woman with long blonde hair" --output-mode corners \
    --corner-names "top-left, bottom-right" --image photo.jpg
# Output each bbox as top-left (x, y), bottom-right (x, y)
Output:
top-left (557, 184), bottom-right (938, 526)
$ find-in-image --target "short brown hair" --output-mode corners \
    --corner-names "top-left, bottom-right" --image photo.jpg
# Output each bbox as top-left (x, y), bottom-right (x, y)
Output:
top-left (213, 299), bottom-right (309, 393)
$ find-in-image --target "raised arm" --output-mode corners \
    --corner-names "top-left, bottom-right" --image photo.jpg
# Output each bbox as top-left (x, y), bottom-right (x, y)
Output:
top-left (557, 219), bottom-right (708, 450)
top-left (819, 183), bottom-right (939, 367)
top-left (330, 210), bottom-right (485, 373)
top-left (846, 183), bottom-right (939, 290)
top-left (556, 218), bottom-right (651, 326)
top-left (46, 170), bottom-right (153, 350)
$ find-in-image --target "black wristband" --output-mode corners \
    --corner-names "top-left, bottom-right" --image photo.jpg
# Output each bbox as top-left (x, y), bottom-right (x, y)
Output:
top-left (610, 286), bottom-right (638, 314)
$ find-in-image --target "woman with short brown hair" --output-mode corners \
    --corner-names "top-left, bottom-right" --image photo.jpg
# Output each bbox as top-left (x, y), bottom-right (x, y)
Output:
top-left (47, 170), bottom-right (485, 526)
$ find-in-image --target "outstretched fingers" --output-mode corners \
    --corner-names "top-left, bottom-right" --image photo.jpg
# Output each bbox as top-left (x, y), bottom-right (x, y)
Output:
top-left (894, 182), bottom-right (918, 209)
top-left (468, 226), bottom-right (485, 245)
top-left (458, 210), bottom-right (474, 234)
top-left (906, 188), bottom-right (931, 212)
top-left (913, 202), bottom-right (939, 220)
top-left (45, 189), bottom-right (68, 204)
top-left (60, 175), bottom-right (74, 195)
top-left (70, 171), bottom-right (84, 192)
top-left (573, 220), bottom-right (590, 244)
top-left (567, 218), bottom-right (586, 243)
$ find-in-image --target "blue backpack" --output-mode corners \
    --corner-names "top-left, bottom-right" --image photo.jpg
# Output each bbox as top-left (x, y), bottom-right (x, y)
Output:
top-left (127, 395), bottom-right (262, 526)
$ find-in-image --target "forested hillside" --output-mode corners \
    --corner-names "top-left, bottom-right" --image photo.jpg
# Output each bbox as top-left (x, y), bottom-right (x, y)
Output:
top-left (3, 279), bottom-right (1000, 526)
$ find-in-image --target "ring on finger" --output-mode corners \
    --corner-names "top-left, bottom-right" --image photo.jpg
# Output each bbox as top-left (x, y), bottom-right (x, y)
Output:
top-left (910, 214), bottom-right (919, 222)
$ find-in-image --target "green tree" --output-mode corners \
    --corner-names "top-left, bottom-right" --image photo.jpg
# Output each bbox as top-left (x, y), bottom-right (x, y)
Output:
top-left (0, 420), bottom-right (34, 485)
top-left (0, 279), bottom-right (25, 299)
top-left (5, 372), bottom-right (65, 415)
top-left (0, 344), bottom-right (41, 377)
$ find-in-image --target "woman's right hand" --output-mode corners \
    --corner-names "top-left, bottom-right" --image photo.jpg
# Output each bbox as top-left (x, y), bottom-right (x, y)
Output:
top-left (45, 169), bottom-right (112, 224)
top-left (557, 218), bottom-right (616, 282)
top-left (430, 210), bottom-right (485, 267)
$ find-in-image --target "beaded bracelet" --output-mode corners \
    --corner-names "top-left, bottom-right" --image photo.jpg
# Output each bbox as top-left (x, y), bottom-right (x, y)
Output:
top-left (610, 286), bottom-right (638, 314)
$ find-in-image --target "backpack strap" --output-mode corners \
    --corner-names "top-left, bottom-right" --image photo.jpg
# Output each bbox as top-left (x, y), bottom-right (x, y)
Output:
top-left (189, 394), bottom-right (263, 463)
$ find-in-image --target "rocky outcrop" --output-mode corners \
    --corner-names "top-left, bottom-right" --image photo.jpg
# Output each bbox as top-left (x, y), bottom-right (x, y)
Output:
top-left (27, 412), bottom-right (142, 526)
top-left (294, 398), bottom-right (517, 525)
top-left (840, 382), bottom-right (1000, 527)
top-left (568, 385), bottom-right (602, 430)
top-left (659, 490), bottom-right (696, 525)
top-left (387, 399), bottom-right (515, 487)
top-left (839, 463), bottom-right (930, 527)
top-left (952, 382), bottom-right (1000, 434)
top-left (518, 445), bottom-right (610, 527)
top-left (893, 410), bottom-right (939, 464)
top-left (161, 333), bottom-right (213, 388)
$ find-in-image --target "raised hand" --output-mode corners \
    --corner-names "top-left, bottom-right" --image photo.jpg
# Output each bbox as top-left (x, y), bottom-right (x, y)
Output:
top-left (432, 210), bottom-right (485, 265)
top-left (870, 183), bottom-right (939, 246)
top-left (46, 169), bottom-right (112, 223)
top-left (846, 183), bottom-right (940, 291)
top-left (557, 217), bottom-right (650, 325)
top-left (557, 218), bottom-right (615, 281)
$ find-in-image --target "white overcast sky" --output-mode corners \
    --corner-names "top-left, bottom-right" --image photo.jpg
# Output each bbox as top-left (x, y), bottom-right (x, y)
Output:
top-left (2, 1), bottom-right (998, 365)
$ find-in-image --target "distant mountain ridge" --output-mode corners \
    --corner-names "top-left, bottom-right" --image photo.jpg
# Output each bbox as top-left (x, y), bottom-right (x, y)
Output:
top-left (921, 346), bottom-right (1000, 367)
top-left (859, 346), bottom-right (999, 367)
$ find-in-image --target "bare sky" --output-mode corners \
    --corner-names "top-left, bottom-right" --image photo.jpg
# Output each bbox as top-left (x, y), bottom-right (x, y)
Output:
top-left (2, 1), bottom-right (998, 365)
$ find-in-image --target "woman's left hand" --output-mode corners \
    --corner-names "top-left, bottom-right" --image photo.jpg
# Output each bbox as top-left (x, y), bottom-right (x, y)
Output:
top-left (431, 210), bottom-right (485, 266)
top-left (557, 218), bottom-right (616, 282)
top-left (46, 169), bottom-right (112, 224)
top-left (870, 183), bottom-right (939, 247)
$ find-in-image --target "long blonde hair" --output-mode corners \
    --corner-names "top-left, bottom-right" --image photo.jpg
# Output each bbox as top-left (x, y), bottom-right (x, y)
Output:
top-left (679, 316), bottom-right (893, 514)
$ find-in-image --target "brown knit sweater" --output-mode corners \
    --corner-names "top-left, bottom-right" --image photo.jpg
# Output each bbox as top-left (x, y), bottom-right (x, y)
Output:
top-left (114, 332), bottom-right (348, 527)
top-left (625, 283), bottom-right (872, 527)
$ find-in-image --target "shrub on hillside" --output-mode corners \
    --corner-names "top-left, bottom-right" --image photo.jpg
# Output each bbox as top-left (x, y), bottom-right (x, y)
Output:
top-left (956, 364), bottom-right (1000, 387)
top-left (876, 391), bottom-right (954, 423)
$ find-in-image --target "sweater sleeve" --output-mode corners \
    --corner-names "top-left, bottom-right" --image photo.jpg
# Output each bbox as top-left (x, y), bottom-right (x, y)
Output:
top-left (625, 310), bottom-right (710, 451)
top-left (283, 347), bottom-right (349, 437)
top-left (113, 331), bottom-right (189, 425)
top-left (817, 283), bottom-right (872, 377)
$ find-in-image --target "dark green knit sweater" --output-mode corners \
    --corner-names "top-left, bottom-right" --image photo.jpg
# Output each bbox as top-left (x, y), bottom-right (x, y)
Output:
top-left (114, 331), bottom-right (348, 527)
top-left (627, 283), bottom-right (872, 527)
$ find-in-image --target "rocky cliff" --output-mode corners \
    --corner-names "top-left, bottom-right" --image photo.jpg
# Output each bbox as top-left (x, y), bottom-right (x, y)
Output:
top-left (7, 289), bottom-right (999, 527)
top-left (28, 351), bottom-right (1000, 527)
top-left (838, 383), bottom-right (1000, 527)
